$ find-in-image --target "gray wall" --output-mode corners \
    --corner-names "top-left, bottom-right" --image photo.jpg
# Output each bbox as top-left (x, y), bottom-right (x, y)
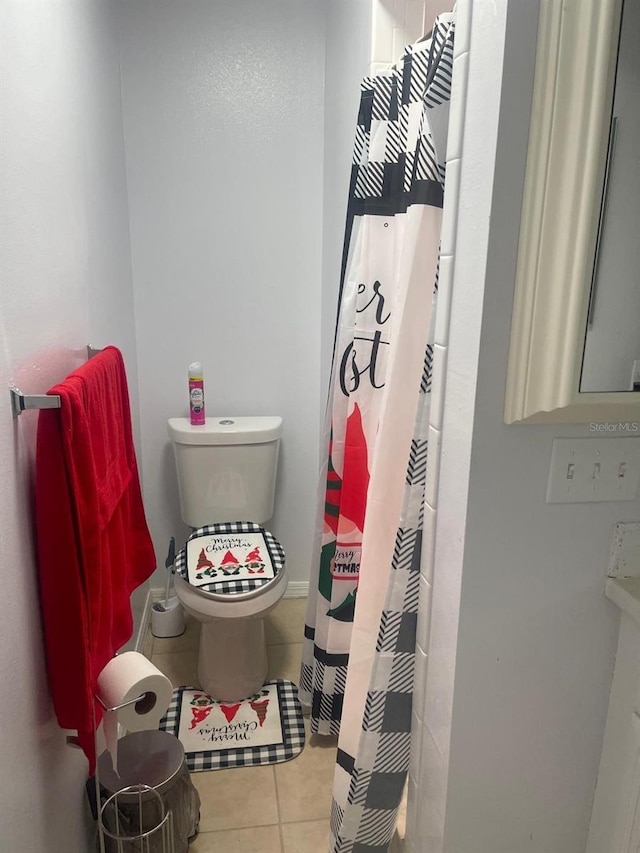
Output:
top-left (119, 0), bottom-right (328, 586)
top-left (0, 1), bottom-right (372, 845)
top-left (321, 1), bottom-right (373, 409)
top-left (0, 2), bottom-right (139, 848)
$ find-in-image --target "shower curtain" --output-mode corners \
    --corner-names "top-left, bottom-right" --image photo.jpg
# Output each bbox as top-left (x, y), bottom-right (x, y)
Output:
top-left (300, 10), bottom-right (455, 851)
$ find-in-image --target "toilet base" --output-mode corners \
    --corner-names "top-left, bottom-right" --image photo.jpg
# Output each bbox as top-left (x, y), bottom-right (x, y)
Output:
top-left (197, 618), bottom-right (269, 702)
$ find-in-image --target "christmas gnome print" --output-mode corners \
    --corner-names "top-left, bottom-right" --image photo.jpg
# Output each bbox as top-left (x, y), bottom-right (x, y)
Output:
top-left (245, 546), bottom-right (266, 574)
top-left (319, 404), bottom-right (370, 623)
top-left (189, 693), bottom-right (215, 729)
top-left (187, 690), bottom-right (271, 732)
top-left (195, 545), bottom-right (265, 580)
top-left (220, 550), bottom-right (241, 576)
top-left (250, 692), bottom-right (269, 726)
top-left (195, 549), bottom-right (215, 581)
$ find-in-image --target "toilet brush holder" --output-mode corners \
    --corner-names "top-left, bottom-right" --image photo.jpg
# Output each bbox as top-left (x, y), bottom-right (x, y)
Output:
top-left (151, 596), bottom-right (185, 638)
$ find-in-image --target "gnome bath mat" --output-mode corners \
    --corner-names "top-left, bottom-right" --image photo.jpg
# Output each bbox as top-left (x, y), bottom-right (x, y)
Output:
top-left (159, 680), bottom-right (305, 771)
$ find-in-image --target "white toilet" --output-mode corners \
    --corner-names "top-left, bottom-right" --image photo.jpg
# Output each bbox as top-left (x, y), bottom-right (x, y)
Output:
top-left (167, 416), bottom-right (287, 702)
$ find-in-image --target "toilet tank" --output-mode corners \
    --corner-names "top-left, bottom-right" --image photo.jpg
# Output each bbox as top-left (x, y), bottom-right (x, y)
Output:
top-left (167, 416), bottom-right (282, 528)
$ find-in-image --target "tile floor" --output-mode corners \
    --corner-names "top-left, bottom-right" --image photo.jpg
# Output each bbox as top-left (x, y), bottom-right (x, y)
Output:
top-left (144, 597), bottom-right (338, 853)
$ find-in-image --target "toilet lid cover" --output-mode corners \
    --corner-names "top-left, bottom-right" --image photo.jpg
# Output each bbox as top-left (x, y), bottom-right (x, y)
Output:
top-left (175, 522), bottom-right (285, 595)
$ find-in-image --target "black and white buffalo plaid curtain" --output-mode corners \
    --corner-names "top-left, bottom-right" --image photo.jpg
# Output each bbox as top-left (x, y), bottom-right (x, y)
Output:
top-left (300, 11), bottom-right (455, 852)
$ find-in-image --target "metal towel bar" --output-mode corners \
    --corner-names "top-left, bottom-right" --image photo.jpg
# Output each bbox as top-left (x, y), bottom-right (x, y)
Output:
top-left (10, 345), bottom-right (103, 417)
top-left (9, 388), bottom-right (61, 417)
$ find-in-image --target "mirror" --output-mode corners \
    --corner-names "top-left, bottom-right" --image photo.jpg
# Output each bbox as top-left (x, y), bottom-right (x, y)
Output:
top-left (504, 0), bottom-right (640, 423)
top-left (580, 0), bottom-right (640, 393)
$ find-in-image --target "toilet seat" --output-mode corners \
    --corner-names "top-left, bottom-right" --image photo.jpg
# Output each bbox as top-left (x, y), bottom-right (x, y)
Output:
top-left (172, 521), bottom-right (287, 699)
top-left (174, 521), bottom-right (285, 602)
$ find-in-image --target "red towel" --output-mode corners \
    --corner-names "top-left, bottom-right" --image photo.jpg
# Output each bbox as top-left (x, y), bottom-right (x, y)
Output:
top-left (35, 346), bottom-right (156, 773)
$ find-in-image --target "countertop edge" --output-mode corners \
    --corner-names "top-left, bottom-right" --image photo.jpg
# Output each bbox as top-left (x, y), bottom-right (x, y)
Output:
top-left (605, 577), bottom-right (640, 629)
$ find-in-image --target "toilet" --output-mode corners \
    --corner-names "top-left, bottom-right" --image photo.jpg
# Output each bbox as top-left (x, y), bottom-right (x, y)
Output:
top-left (167, 416), bottom-right (287, 702)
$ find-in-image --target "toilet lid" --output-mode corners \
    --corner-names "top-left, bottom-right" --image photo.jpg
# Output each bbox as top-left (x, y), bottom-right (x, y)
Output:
top-left (175, 522), bottom-right (285, 596)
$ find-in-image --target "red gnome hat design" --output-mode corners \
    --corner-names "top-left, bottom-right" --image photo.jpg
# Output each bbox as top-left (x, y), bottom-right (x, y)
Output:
top-left (250, 697), bottom-right (270, 727)
top-left (195, 548), bottom-right (214, 579)
top-left (219, 703), bottom-right (242, 724)
top-left (189, 693), bottom-right (214, 729)
top-left (245, 546), bottom-right (265, 574)
top-left (220, 550), bottom-right (240, 575)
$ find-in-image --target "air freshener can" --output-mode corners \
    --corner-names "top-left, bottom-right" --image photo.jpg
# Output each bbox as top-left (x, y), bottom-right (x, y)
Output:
top-left (188, 362), bottom-right (205, 425)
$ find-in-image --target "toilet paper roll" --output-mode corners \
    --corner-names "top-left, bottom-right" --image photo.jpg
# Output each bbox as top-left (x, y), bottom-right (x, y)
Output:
top-left (96, 652), bottom-right (173, 775)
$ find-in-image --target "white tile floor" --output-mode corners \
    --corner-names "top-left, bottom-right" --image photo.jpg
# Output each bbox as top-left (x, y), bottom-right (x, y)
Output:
top-left (144, 597), bottom-right (338, 853)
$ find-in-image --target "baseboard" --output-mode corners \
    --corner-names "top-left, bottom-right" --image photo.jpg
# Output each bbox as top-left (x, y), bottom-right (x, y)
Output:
top-left (284, 581), bottom-right (309, 599)
top-left (390, 781), bottom-right (408, 853)
top-left (150, 580), bottom-right (309, 601)
top-left (390, 829), bottom-right (405, 853)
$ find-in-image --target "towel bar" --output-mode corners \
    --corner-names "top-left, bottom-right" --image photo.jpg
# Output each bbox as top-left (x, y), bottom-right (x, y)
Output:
top-left (10, 387), bottom-right (61, 417)
top-left (10, 345), bottom-right (104, 417)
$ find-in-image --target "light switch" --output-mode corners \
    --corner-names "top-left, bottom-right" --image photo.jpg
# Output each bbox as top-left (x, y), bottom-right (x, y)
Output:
top-left (546, 438), bottom-right (640, 503)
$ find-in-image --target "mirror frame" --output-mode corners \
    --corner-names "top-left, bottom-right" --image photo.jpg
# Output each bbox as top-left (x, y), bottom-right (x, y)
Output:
top-left (504, 0), bottom-right (638, 424)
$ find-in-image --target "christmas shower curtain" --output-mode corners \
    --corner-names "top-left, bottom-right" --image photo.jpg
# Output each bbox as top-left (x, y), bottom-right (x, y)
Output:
top-left (299, 11), bottom-right (455, 852)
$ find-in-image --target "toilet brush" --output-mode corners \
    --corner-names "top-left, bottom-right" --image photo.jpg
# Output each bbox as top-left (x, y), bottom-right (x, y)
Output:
top-left (151, 537), bottom-right (185, 638)
top-left (163, 537), bottom-right (176, 609)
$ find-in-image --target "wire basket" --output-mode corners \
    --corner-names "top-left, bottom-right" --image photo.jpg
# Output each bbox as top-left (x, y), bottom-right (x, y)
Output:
top-left (100, 784), bottom-right (175, 853)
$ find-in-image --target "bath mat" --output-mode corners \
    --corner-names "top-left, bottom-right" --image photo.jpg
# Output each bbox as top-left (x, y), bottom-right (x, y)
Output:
top-left (158, 679), bottom-right (305, 772)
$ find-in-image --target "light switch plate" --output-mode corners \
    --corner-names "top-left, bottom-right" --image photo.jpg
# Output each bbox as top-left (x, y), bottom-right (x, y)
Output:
top-left (608, 522), bottom-right (640, 577)
top-left (546, 438), bottom-right (640, 503)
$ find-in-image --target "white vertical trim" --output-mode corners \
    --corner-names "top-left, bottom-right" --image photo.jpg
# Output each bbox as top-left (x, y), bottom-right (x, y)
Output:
top-left (405, 0), bottom-right (475, 849)
top-left (360, 6), bottom-right (462, 851)
top-left (135, 588), bottom-right (153, 654)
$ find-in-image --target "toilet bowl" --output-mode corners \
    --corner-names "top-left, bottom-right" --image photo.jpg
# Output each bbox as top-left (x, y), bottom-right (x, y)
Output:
top-left (167, 417), bottom-right (285, 702)
top-left (172, 522), bottom-right (287, 701)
